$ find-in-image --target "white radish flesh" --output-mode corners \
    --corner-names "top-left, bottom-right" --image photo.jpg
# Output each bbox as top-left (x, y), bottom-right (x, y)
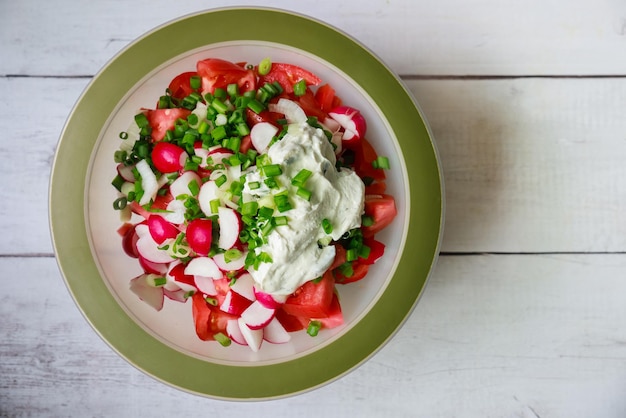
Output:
top-left (184, 257), bottom-right (222, 279)
top-left (135, 159), bottom-right (159, 205)
top-left (240, 300), bottom-right (276, 330)
top-left (226, 319), bottom-right (247, 346)
top-left (169, 171), bottom-right (201, 198)
top-left (237, 318), bottom-right (263, 352)
top-left (130, 274), bottom-right (164, 311)
top-left (250, 122), bottom-right (278, 154)
top-left (198, 180), bottom-right (221, 216)
top-left (213, 251), bottom-right (247, 272)
top-left (230, 273), bottom-right (256, 301)
top-left (269, 98), bottom-right (307, 124)
top-left (217, 207), bottom-right (240, 250)
top-left (135, 233), bottom-right (173, 264)
top-left (263, 318), bottom-right (291, 344)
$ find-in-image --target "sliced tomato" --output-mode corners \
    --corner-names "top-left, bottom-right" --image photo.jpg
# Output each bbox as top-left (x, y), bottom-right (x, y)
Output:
top-left (167, 71), bottom-right (198, 100)
top-left (145, 108), bottom-right (191, 142)
top-left (333, 261), bottom-right (369, 284)
top-left (259, 62), bottom-right (322, 94)
top-left (282, 271), bottom-right (335, 318)
top-left (352, 137), bottom-right (386, 181)
top-left (245, 108), bottom-right (282, 127)
top-left (297, 89), bottom-right (327, 120)
top-left (362, 194), bottom-right (397, 237)
top-left (274, 307), bottom-right (308, 332)
top-left (196, 58), bottom-right (256, 93)
top-left (329, 244), bottom-right (347, 271)
top-left (313, 293), bottom-right (343, 329)
top-left (191, 292), bottom-right (236, 341)
top-left (360, 237), bottom-right (385, 265)
top-left (314, 84), bottom-right (336, 113)
top-left (168, 262), bottom-right (196, 288)
top-left (365, 180), bottom-right (387, 195)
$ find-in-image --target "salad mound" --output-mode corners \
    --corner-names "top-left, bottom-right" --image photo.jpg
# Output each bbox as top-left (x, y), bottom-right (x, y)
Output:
top-left (111, 57), bottom-right (397, 352)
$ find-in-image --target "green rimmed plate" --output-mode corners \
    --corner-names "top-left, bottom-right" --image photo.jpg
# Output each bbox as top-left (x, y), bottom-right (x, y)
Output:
top-left (49, 7), bottom-right (443, 400)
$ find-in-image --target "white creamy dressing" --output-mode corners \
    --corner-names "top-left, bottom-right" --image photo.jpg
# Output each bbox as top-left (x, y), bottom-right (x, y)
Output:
top-left (243, 122), bottom-right (365, 295)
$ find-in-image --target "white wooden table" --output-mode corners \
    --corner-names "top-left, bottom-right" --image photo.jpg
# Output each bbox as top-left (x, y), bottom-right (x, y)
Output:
top-left (2, 1), bottom-right (626, 416)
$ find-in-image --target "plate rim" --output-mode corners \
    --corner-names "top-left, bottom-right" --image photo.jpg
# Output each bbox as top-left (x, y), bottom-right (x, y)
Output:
top-left (49, 6), bottom-right (444, 400)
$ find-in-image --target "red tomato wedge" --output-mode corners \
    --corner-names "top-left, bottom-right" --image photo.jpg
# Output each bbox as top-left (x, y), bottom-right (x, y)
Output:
top-left (334, 261), bottom-right (369, 284)
top-left (360, 237), bottom-right (386, 265)
top-left (352, 137), bottom-right (386, 181)
top-left (282, 271), bottom-right (335, 318)
top-left (259, 63), bottom-right (322, 94)
top-left (297, 89), bottom-right (327, 120)
top-left (191, 292), bottom-right (236, 341)
top-left (362, 194), bottom-right (398, 237)
top-left (167, 71), bottom-right (198, 100)
top-left (144, 108), bottom-right (191, 142)
top-left (314, 84), bottom-right (338, 113)
top-left (313, 293), bottom-right (343, 329)
top-left (196, 58), bottom-right (256, 93)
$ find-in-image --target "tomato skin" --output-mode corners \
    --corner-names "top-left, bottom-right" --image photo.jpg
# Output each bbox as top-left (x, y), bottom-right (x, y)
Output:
top-left (191, 291), bottom-right (236, 341)
top-left (333, 261), bottom-right (369, 284)
top-left (360, 237), bottom-right (385, 265)
top-left (296, 89), bottom-right (327, 120)
top-left (314, 84), bottom-right (336, 113)
top-left (313, 293), bottom-right (343, 329)
top-left (186, 218), bottom-right (213, 256)
top-left (362, 194), bottom-right (397, 237)
top-left (151, 142), bottom-right (187, 173)
top-left (282, 271), bottom-right (335, 318)
top-left (259, 62), bottom-right (322, 94)
top-left (168, 71), bottom-right (198, 100)
top-left (351, 137), bottom-right (386, 181)
top-left (145, 108), bottom-right (191, 142)
top-left (274, 308), bottom-right (308, 332)
top-left (197, 58), bottom-right (256, 93)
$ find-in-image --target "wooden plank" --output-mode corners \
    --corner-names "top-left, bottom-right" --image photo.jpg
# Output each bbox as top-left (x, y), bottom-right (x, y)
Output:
top-left (406, 77), bottom-right (626, 253)
top-left (2, 255), bottom-right (625, 417)
top-left (3, 76), bottom-right (626, 254)
top-left (1, 0), bottom-right (626, 77)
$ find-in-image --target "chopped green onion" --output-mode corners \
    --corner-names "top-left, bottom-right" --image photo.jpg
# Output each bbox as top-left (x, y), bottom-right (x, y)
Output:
top-left (215, 174), bottom-right (228, 188)
top-left (226, 83), bottom-right (239, 97)
top-left (205, 296), bottom-right (218, 306)
top-left (213, 88), bottom-right (227, 101)
top-left (262, 164), bottom-right (282, 177)
top-left (198, 121), bottom-right (209, 135)
top-left (211, 125), bottom-right (227, 141)
top-left (209, 199), bottom-right (220, 214)
top-left (317, 236), bottom-right (332, 247)
top-left (225, 136), bottom-right (241, 152)
top-left (273, 193), bottom-right (292, 212)
top-left (358, 244), bottom-right (371, 260)
top-left (241, 201), bottom-right (259, 216)
top-left (211, 98), bottom-right (229, 114)
top-left (258, 206), bottom-right (274, 219)
top-left (214, 332), bottom-right (232, 347)
top-left (273, 216), bottom-right (288, 226)
top-left (188, 75), bottom-right (201, 89)
top-left (187, 179), bottom-right (200, 196)
top-left (307, 320), bottom-right (322, 337)
top-left (264, 177), bottom-right (279, 189)
top-left (291, 168), bottom-right (312, 187)
top-left (247, 99), bottom-right (265, 114)
top-left (361, 215), bottom-right (374, 227)
top-left (248, 181), bottom-right (261, 190)
top-left (111, 175), bottom-right (125, 191)
top-left (346, 248), bottom-right (358, 262)
top-left (258, 57), bottom-right (272, 75)
top-left (296, 187), bottom-right (312, 201)
top-left (119, 131), bottom-right (129, 140)
top-left (293, 79), bottom-right (307, 96)
top-left (113, 150), bottom-right (127, 163)
top-left (338, 262), bottom-right (354, 278)
top-left (372, 156), bottom-right (390, 170)
top-left (321, 218), bottom-right (333, 235)
top-left (224, 248), bottom-right (243, 263)
top-left (134, 112), bottom-right (149, 128)
top-left (187, 113), bottom-right (199, 126)
top-left (113, 197), bottom-right (127, 210)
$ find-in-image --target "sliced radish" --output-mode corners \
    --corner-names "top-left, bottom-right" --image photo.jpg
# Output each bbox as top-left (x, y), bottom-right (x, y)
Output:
top-left (130, 274), bottom-right (164, 311)
top-left (138, 255), bottom-right (168, 275)
top-left (230, 273), bottom-right (256, 301)
top-left (213, 251), bottom-right (246, 272)
top-left (253, 287), bottom-right (288, 309)
top-left (163, 199), bottom-right (186, 225)
top-left (169, 171), bottom-right (201, 198)
top-left (194, 275), bottom-right (218, 296)
top-left (198, 180), bottom-right (221, 216)
top-left (250, 122), bottom-right (278, 154)
top-left (121, 224), bottom-right (140, 258)
top-left (147, 215), bottom-right (179, 244)
top-left (269, 98), bottom-right (307, 124)
top-left (220, 289), bottom-right (253, 316)
top-left (226, 319), bottom-right (247, 346)
top-left (135, 159), bottom-right (159, 205)
top-left (167, 261), bottom-right (196, 293)
top-left (184, 256), bottom-right (221, 279)
top-left (193, 147), bottom-right (211, 168)
top-left (237, 318), bottom-right (263, 352)
top-left (185, 218), bottom-right (213, 256)
top-left (207, 147), bottom-right (234, 167)
top-left (263, 317), bottom-right (291, 344)
top-left (163, 287), bottom-right (187, 303)
top-left (240, 300), bottom-right (276, 330)
top-left (151, 141), bottom-right (188, 173)
top-left (116, 163), bottom-right (136, 182)
top-left (217, 206), bottom-right (241, 250)
top-left (328, 106), bottom-right (367, 141)
top-left (135, 233), bottom-right (173, 264)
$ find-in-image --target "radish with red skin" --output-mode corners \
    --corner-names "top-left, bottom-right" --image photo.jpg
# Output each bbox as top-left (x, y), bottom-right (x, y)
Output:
top-left (240, 300), bottom-right (276, 330)
top-left (207, 147), bottom-right (234, 167)
top-left (328, 106), bottom-right (366, 142)
top-left (163, 287), bottom-right (187, 303)
top-left (226, 319), bottom-right (247, 346)
top-left (237, 318), bottom-right (263, 352)
top-left (151, 142), bottom-right (188, 173)
top-left (167, 262), bottom-right (196, 293)
top-left (217, 206), bottom-right (241, 250)
top-left (116, 163), bottom-right (136, 182)
top-left (121, 224), bottom-right (140, 258)
top-left (220, 289), bottom-right (254, 316)
top-left (147, 215), bottom-right (179, 244)
top-left (198, 180), bottom-right (221, 216)
top-left (263, 317), bottom-right (291, 344)
top-left (169, 171), bottom-right (201, 198)
top-left (186, 219), bottom-right (213, 256)
top-left (254, 287), bottom-right (287, 309)
top-left (135, 233), bottom-right (173, 264)
top-left (230, 273), bottom-right (256, 301)
top-left (194, 276), bottom-right (218, 296)
top-left (138, 255), bottom-right (168, 275)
